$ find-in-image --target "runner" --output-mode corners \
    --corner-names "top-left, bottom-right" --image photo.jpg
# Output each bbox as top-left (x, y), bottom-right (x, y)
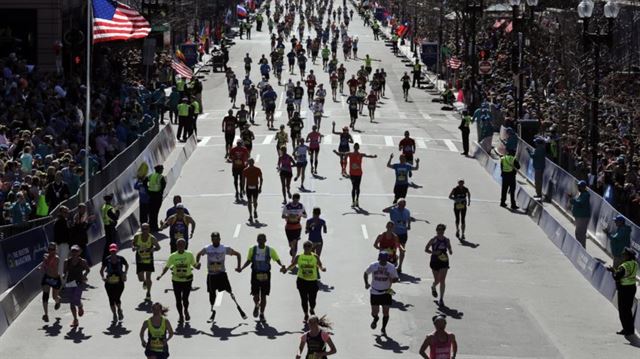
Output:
top-left (337, 64), bottom-right (346, 93)
top-left (306, 71), bottom-right (317, 105)
top-left (240, 123), bottom-right (255, 154)
top-left (356, 86), bottom-right (367, 114)
top-left (311, 98), bottom-right (324, 129)
top-left (285, 241), bottom-right (325, 322)
top-left (39, 242), bottom-right (62, 322)
top-left (418, 315), bottom-right (458, 359)
top-left (331, 122), bottom-right (353, 176)
top-left (321, 45), bottom-right (331, 70)
top-left (63, 245), bottom-right (90, 327)
top-left (306, 125), bottom-right (323, 174)
top-left (100, 244), bottom-right (129, 322)
top-left (401, 72), bottom-right (411, 101)
top-left (294, 81), bottom-right (305, 112)
top-left (277, 146), bottom-right (296, 203)
top-left (239, 234), bottom-right (287, 322)
top-left (236, 104), bottom-right (250, 130)
top-left (157, 238), bottom-right (199, 323)
top-left (242, 75), bottom-right (253, 103)
top-left (366, 89), bottom-right (378, 121)
top-left (295, 315), bottom-right (337, 358)
top-left (364, 252), bottom-right (399, 335)
top-left (388, 199), bottom-right (411, 273)
top-left (228, 74), bottom-right (239, 108)
top-left (380, 68), bottom-right (387, 97)
top-left (333, 143), bottom-right (377, 207)
top-left (373, 221), bottom-right (404, 267)
top-left (195, 232), bottom-right (242, 323)
top-left (294, 138), bottom-right (310, 189)
top-left (276, 124), bottom-right (289, 154)
top-left (387, 153), bottom-right (420, 204)
top-left (229, 139), bottom-right (250, 202)
top-left (160, 203), bottom-right (196, 253)
top-left (288, 111), bottom-right (305, 153)
top-left (222, 110), bottom-right (237, 158)
top-left (282, 193), bottom-right (307, 258)
top-left (305, 207), bottom-right (328, 257)
top-left (287, 48), bottom-right (297, 73)
top-left (263, 85), bottom-right (278, 129)
top-left (243, 158), bottom-right (263, 222)
top-left (243, 53), bottom-right (252, 76)
top-left (449, 179), bottom-right (471, 240)
top-left (315, 84), bottom-right (327, 108)
top-left (329, 71), bottom-right (339, 101)
top-left (247, 85), bottom-right (259, 122)
top-left (398, 131), bottom-right (416, 164)
top-left (425, 224), bottom-right (452, 307)
top-left (132, 223), bottom-right (161, 301)
top-left (347, 74), bottom-right (359, 94)
top-left (140, 302), bottom-right (174, 359)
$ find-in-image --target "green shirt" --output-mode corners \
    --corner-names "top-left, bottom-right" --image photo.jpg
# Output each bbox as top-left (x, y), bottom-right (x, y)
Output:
top-left (165, 251), bottom-right (196, 282)
top-left (297, 254), bottom-right (319, 281)
top-left (177, 103), bottom-right (190, 116)
top-left (247, 246), bottom-right (280, 262)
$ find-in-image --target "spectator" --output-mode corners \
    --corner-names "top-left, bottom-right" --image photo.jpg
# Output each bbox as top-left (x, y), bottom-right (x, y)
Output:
top-left (45, 171), bottom-right (70, 212)
top-left (604, 215), bottom-right (632, 267)
top-left (10, 192), bottom-right (31, 224)
top-left (527, 137), bottom-right (547, 198)
top-left (569, 181), bottom-right (591, 248)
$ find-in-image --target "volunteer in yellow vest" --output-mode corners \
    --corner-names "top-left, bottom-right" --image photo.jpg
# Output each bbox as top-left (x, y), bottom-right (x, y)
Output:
top-left (412, 60), bottom-right (422, 87)
top-left (500, 149), bottom-right (520, 209)
top-left (458, 110), bottom-right (473, 156)
top-left (100, 243), bottom-right (129, 322)
top-left (176, 97), bottom-right (191, 142)
top-left (176, 76), bottom-right (186, 97)
top-left (132, 223), bottom-right (161, 301)
top-left (157, 238), bottom-right (200, 323)
top-left (189, 97), bottom-right (200, 139)
top-left (285, 240), bottom-right (326, 323)
top-left (101, 194), bottom-right (120, 259)
top-left (147, 164), bottom-right (166, 232)
top-left (139, 302), bottom-right (174, 359)
top-left (607, 247), bottom-right (638, 336)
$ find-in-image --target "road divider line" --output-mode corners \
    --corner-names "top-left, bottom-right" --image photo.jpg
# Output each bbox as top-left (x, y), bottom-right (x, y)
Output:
top-left (275, 111), bottom-right (282, 118)
top-left (323, 135), bottom-right (333, 145)
top-left (198, 136), bottom-right (212, 147)
top-left (361, 224), bottom-right (369, 240)
top-left (262, 134), bottom-right (274, 144)
top-left (233, 224), bottom-right (241, 238)
top-left (352, 134), bottom-right (362, 144)
top-left (384, 136), bottom-right (394, 147)
top-left (278, 91), bottom-right (285, 110)
top-left (214, 292), bottom-right (224, 307)
top-left (255, 154), bottom-right (261, 163)
top-left (300, 110), bottom-right (307, 117)
top-left (416, 139), bottom-right (427, 149)
top-left (443, 139), bottom-right (458, 152)
top-left (199, 113), bottom-right (210, 120)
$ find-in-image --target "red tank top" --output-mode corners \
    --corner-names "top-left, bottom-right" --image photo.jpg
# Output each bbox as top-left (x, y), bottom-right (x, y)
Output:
top-left (378, 232), bottom-right (397, 251)
top-left (430, 332), bottom-right (452, 359)
top-left (348, 152), bottom-right (363, 176)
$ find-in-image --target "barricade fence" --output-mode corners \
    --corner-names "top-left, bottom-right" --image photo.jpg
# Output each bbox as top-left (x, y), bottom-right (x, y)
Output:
top-left (472, 142), bottom-right (639, 331)
top-left (0, 132), bottom-right (197, 338)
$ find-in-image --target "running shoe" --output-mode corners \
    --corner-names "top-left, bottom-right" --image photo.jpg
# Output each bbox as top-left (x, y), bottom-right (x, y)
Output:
top-left (253, 306), bottom-right (259, 318)
top-left (42, 314), bottom-right (49, 322)
top-left (78, 306), bottom-right (84, 317)
top-left (431, 285), bottom-right (437, 298)
top-left (54, 302), bottom-right (61, 310)
top-left (370, 316), bottom-right (378, 329)
top-left (71, 319), bottom-right (79, 327)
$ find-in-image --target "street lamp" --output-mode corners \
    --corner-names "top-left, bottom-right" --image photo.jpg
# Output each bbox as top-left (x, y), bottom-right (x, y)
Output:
top-left (578, 0), bottom-right (619, 182)
top-left (464, 0), bottom-right (483, 115)
top-left (509, 0), bottom-right (539, 122)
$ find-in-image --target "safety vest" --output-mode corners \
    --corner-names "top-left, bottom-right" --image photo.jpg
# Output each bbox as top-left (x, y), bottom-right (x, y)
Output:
top-left (148, 173), bottom-right (163, 193)
top-left (146, 317), bottom-right (167, 352)
top-left (619, 260), bottom-right (638, 286)
top-left (413, 63), bottom-right (422, 73)
top-left (36, 193), bottom-right (49, 216)
top-left (191, 100), bottom-right (200, 115)
top-left (251, 245), bottom-right (271, 273)
top-left (101, 204), bottom-right (114, 226)
top-left (501, 155), bottom-right (516, 173)
top-left (176, 78), bottom-right (185, 92)
top-left (177, 103), bottom-right (190, 117)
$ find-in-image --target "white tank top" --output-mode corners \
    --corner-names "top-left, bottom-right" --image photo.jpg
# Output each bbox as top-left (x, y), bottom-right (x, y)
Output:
top-left (205, 244), bottom-right (228, 274)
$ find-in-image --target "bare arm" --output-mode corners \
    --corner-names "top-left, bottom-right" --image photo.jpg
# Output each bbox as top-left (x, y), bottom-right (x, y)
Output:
top-left (296, 338), bottom-right (306, 358)
top-left (323, 336), bottom-right (337, 356)
top-left (139, 322), bottom-right (148, 347)
top-left (412, 158), bottom-right (420, 170)
top-left (229, 249), bottom-right (242, 271)
top-left (418, 335), bottom-right (431, 358)
top-left (425, 239), bottom-right (434, 254)
top-left (386, 154), bottom-right (394, 168)
top-left (286, 255), bottom-right (300, 272)
top-left (451, 334), bottom-right (458, 358)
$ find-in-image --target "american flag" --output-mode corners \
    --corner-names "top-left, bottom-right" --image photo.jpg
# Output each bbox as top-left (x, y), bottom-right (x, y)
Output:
top-left (448, 57), bottom-right (462, 70)
top-left (171, 58), bottom-right (193, 80)
top-left (92, 0), bottom-right (151, 44)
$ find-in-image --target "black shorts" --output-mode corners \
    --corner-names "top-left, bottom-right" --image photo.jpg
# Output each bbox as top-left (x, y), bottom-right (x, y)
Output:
top-left (232, 167), bottom-right (244, 176)
top-left (266, 104), bottom-right (276, 112)
top-left (309, 147), bottom-right (319, 154)
top-left (296, 161), bottom-right (307, 168)
top-left (430, 256), bottom-right (450, 271)
top-left (250, 271), bottom-right (271, 296)
top-left (397, 233), bottom-right (408, 246)
top-left (349, 109), bottom-right (358, 118)
top-left (41, 275), bottom-right (62, 289)
top-left (246, 188), bottom-right (259, 201)
top-left (225, 133), bottom-right (235, 146)
top-left (145, 348), bottom-right (169, 359)
top-left (403, 153), bottom-right (414, 163)
top-left (370, 293), bottom-right (392, 306)
top-left (280, 171), bottom-right (293, 179)
top-left (136, 261), bottom-right (155, 274)
top-left (207, 272), bottom-right (232, 293)
top-left (285, 228), bottom-right (302, 242)
top-left (296, 278), bottom-right (319, 292)
top-left (245, 143), bottom-right (253, 152)
top-left (394, 184), bottom-right (409, 199)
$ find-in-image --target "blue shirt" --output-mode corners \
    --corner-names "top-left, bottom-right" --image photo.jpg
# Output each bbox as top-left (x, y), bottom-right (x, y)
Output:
top-left (608, 224), bottom-right (631, 257)
top-left (165, 206), bottom-right (190, 219)
top-left (570, 191), bottom-right (591, 218)
top-left (392, 163), bottom-right (412, 185)
top-left (390, 207), bottom-right (410, 235)
top-left (306, 217), bottom-right (326, 242)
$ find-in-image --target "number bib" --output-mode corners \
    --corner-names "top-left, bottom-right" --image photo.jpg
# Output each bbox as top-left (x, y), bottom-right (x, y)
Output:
top-left (107, 275), bottom-right (120, 284)
top-left (149, 338), bottom-right (164, 352)
top-left (208, 262), bottom-right (223, 273)
top-left (455, 202), bottom-right (466, 210)
top-left (437, 253), bottom-right (449, 262)
top-left (139, 250), bottom-right (152, 264)
top-left (255, 273), bottom-right (269, 282)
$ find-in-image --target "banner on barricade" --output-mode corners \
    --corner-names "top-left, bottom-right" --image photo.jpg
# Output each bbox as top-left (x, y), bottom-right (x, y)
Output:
top-left (0, 227), bottom-right (48, 288)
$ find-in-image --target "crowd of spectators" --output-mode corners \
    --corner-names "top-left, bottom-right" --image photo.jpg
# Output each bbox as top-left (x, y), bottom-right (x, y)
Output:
top-left (0, 47), bottom-right (170, 228)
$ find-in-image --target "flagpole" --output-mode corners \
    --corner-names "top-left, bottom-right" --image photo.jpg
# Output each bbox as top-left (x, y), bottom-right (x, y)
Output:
top-left (84, 0), bottom-right (92, 202)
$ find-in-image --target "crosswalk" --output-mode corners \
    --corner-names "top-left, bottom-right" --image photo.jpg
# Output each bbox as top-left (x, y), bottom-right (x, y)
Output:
top-left (198, 133), bottom-right (461, 152)
top-left (197, 110), bottom-right (459, 122)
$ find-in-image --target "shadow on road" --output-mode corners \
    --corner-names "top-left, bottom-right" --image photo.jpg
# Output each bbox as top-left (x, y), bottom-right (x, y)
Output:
top-left (103, 321), bottom-right (132, 338)
top-left (624, 334), bottom-right (640, 348)
top-left (373, 334), bottom-right (410, 353)
top-left (174, 322), bottom-right (199, 338)
top-left (253, 321), bottom-right (302, 339)
top-left (201, 323), bottom-right (250, 341)
top-left (135, 300), bottom-right (153, 313)
top-left (64, 326), bottom-right (92, 343)
top-left (458, 238), bottom-right (480, 248)
top-left (318, 281), bottom-right (334, 292)
top-left (436, 303), bottom-right (464, 320)
top-left (40, 317), bottom-right (62, 337)
top-left (391, 299), bottom-right (414, 312)
top-left (398, 272), bottom-right (421, 284)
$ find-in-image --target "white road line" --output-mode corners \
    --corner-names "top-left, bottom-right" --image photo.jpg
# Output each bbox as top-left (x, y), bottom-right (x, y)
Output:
top-left (446, 114), bottom-right (458, 122)
top-left (214, 292), bottom-right (224, 307)
top-left (262, 134), bottom-right (274, 144)
top-left (398, 112), bottom-right (407, 119)
top-left (416, 139), bottom-right (427, 149)
top-left (443, 139), bottom-right (458, 152)
top-left (352, 134), bottom-right (362, 144)
top-left (198, 136), bottom-right (212, 147)
top-left (275, 111), bottom-right (282, 119)
top-left (233, 224), bottom-right (241, 238)
top-left (300, 110), bottom-right (307, 117)
top-left (419, 111), bottom-right (432, 120)
top-left (323, 135), bottom-right (333, 145)
top-left (361, 224), bottom-right (369, 240)
top-left (340, 95), bottom-right (345, 109)
top-left (278, 91), bottom-right (285, 110)
top-left (255, 154), bottom-right (261, 163)
top-left (384, 136), bottom-right (394, 147)
top-left (199, 113), bottom-right (210, 120)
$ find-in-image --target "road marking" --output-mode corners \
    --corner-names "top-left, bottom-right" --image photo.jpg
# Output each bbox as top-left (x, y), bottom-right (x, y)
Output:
top-left (255, 154), bottom-right (261, 163)
top-left (214, 292), bottom-right (224, 307)
top-left (275, 111), bottom-right (282, 118)
top-left (199, 113), bottom-right (210, 120)
top-left (443, 139), bottom-right (458, 152)
top-left (198, 136), bottom-right (212, 147)
top-left (323, 135), bottom-right (333, 145)
top-left (340, 95), bottom-right (345, 109)
top-left (262, 134), bottom-right (274, 144)
top-left (361, 224), bottom-right (369, 240)
top-left (384, 136), bottom-right (394, 147)
top-left (446, 113), bottom-right (458, 122)
top-left (416, 139), bottom-right (427, 149)
top-left (233, 224), bottom-right (241, 238)
top-left (352, 134), bottom-right (362, 144)
top-left (398, 112), bottom-right (407, 119)
top-left (419, 111), bottom-right (432, 120)
top-left (278, 91), bottom-right (285, 109)
top-left (181, 192), bottom-right (500, 203)
top-left (300, 110), bottom-right (307, 117)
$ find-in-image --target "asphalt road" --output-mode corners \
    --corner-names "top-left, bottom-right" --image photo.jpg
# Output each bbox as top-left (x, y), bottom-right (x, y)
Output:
top-left (0, 3), bottom-right (636, 358)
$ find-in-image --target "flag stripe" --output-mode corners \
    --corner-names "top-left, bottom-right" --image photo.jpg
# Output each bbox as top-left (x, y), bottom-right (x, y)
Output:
top-left (92, 0), bottom-right (150, 44)
top-left (171, 58), bottom-right (193, 79)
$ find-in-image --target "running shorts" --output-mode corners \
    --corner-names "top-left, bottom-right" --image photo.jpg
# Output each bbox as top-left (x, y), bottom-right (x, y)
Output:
top-left (250, 271), bottom-right (271, 296)
top-left (349, 109), bottom-right (358, 118)
top-left (285, 228), bottom-right (302, 242)
top-left (41, 275), bottom-right (62, 289)
top-left (394, 184), bottom-right (409, 200)
top-left (296, 161), bottom-right (307, 168)
top-left (370, 293), bottom-right (392, 306)
top-left (246, 188), bottom-right (259, 201)
top-left (207, 272), bottom-right (232, 293)
top-left (225, 133), bottom-right (235, 146)
top-left (280, 171), bottom-right (293, 179)
top-left (136, 261), bottom-right (155, 274)
top-left (397, 233), bottom-right (408, 246)
top-left (430, 254), bottom-right (450, 271)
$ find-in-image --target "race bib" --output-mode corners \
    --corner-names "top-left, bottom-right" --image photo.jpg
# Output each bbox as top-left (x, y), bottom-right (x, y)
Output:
top-left (176, 264), bottom-right (188, 278)
top-left (248, 185), bottom-right (257, 190)
top-left (234, 159), bottom-right (244, 165)
top-left (288, 214), bottom-right (299, 223)
top-left (107, 275), bottom-right (120, 284)
top-left (150, 338), bottom-right (164, 352)
top-left (397, 174), bottom-right (407, 182)
top-left (256, 273), bottom-right (269, 282)
top-left (351, 163), bottom-right (360, 170)
top-left (437, 253), bottom-right (449, 262)
top-left (208, 262), bottom-right (223, 273)
top-left (455, 203), bottom-right (466, 210)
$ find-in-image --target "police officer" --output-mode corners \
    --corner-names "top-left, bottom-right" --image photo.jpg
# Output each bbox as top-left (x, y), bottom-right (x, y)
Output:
top-left (176, 97), bottom-right (191, 142)
top-left (147, 165), bottom-right (167, 232)
top-left (412, 60), bottom-right (422, 88)
top-left (499, 149), bottom-right (520, 209)
top-left (458, 110), bottom-right (473, 156)
top-left (607, 248), bottom-right (637, 336)
top-left (391, 33), bottom-right (399, 55)
top-left (189, 96), bottom-right (200, 139)
top-left (101, 194), bottom-right (120, 259)
top-left (176, 76), bottom-right (186, 98)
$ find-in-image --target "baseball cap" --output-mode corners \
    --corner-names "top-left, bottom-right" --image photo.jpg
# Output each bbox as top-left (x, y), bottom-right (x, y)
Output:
top-left (70, 245), bottom-right (81, 252)
top-left (109, 243), bottom-right (118, 252)
top-left (614, 215), bottom-right (625, 223)
top-left (577, 180), bottom-right (587, 187)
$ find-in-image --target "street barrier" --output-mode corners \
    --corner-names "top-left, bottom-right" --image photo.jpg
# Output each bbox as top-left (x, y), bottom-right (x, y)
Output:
top-left (0, 133), bottom-right (197, 338)
top-left (472, 142), bottom-right (638, 331)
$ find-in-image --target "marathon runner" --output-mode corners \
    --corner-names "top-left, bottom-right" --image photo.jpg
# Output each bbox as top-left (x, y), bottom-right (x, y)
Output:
top-left (240, 123), bottom-right (255, 154)
top-left (239, 234), bottom-right (287, 322)
top-left (157, 238), bottom-right (199, 323)
top-left (398, 131), bottom-right (416, 164)
top-left (288, 111), bottom-right (305, 153)
top-left (247, 85), bottom-right (259, 122)
top-left (337, 63), bottom-right (346, 93)
top-left (305, 207), bottom-right (328, 257)
top-left (236, 104), bottom-right (250, 130)
top-left (373, 221), bottom-right (404, 267)
top-left (228, 74), bottom-right (239, 108)
top-left (388, 199), bottom-right (411, 273)
top-left (277, 146), bottom-right (296, 203)
top-left (306, 125), bottom-right (323, 174)
top-left (132, 223), bottom-right (160, 301)
top-left (418, 315), bottom-right (458, 359)
top-left (243, 53), bottom-right (252, 76)
top-left (222, 110), bottom-right (237, 159)
top-left (294, 138), bottom-right (310, 190)
top-left (63, 245), bottom-right (90, 327)
top-left (242, 75), bottom-right (253, 103)
top-left (311, 98), bottom-right (324, 129)
top-left (195, 232), bottom-right (242, 323)
top-left (380, 68), bottom-right (387, 97)
top-left (387, 153), bottom-right (420, 204)
top-left (330, 71), bottom-right (339, 101)
top-left (306, 71), bottom-right (317, 105)
top-left (347, 74), bottom-right (359, 94)
top-left (283, 193), bottom-right (308, 260)
top-left (160, 203), bottom-right (195, 253)
top-left (263, 85), bottom-right (278, 129)
top-left (425, 224), bottom-right (452, 307)
top-left (401, 72), bottom-right (411, 101)
top-left (139, 302), bottom-right (174, 359)
top-left (288, 48), bottom-right (297, 73)
top-left (39, 242), bottom-right (62, 322)
top-left (285, 241), bottom-right (325, 322)
top-left (243, 158), bottom-right (263, 222)
top-left (295, 315), bottom-right (337, 358)
top-left (229, 139), bottom-right (250, 202)
top-left (294, 81), bottom-right (305, 112)
top-left (331, 122), bottom-right (353, 176)
top-left (276, 124), bottom-right (289, 155)
top-left (449, 179), bottom-right (471, 240)
top-left (333, 143), bottom-right (377, 207)
top-left (364, 252), bottom-right (398, 335)
top-left (100, 244), bottom-right (129, 322)
top-left (366, 89), bottom-right (378, 121)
